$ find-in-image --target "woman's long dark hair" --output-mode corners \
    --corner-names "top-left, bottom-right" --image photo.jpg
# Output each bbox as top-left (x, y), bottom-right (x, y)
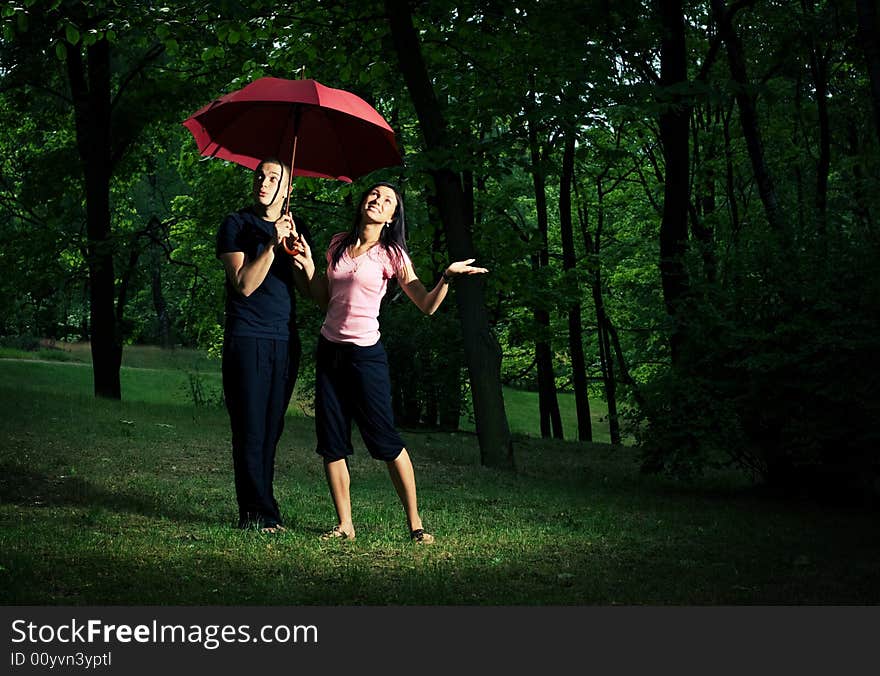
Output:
top-left (329, 182), bottom-right (409, 271)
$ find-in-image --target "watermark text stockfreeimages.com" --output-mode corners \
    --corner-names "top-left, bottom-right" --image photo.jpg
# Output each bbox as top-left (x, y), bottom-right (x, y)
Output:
top-left (10, 618), bottom-right (318, 651)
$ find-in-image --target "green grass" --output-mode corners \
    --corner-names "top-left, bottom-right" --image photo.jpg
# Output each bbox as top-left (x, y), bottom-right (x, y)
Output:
top-left (499, 387), bottom-right (614, 443)
top-left (0, 352), bottom-right (224, 409)
top-left (0, 342), bottom-right (611, 436)
top-left (1, 354), bottom-right (879, 605)
top-left (0, 341), bottom-right (218, 369)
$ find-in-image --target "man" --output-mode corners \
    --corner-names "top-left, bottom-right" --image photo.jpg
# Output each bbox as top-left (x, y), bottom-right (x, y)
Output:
top-left (216, 158), bottom-right (308, 532)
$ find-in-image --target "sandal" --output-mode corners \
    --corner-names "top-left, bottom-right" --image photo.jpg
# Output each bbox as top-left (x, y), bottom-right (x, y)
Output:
top-left (260, 524), bottom-right (287, 534)
top-left (410, 528), bottom-right (435, 544)
top-left (320, 525), bottom-right (355, 541)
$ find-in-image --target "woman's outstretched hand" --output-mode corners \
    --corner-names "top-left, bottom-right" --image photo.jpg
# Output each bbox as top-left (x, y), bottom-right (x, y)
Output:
top-left (445, 259), bottom-right (489, 278)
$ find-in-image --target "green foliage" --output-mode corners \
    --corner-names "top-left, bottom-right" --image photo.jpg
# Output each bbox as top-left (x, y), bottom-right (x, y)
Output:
top-left (186, 369), bottom-right (224, 408)
top-left (383, 295), bottom-right (466, 428)
top-left (636, 233), bottom-right (880, 505)
top-left (1, 0), bottom-right (879, 495)
top-left (0, 334), bottom-right (43, 351)
top-left (566, 0), bottom-right (877, 501)
top-left (634, 363), bottom-right (748, 481)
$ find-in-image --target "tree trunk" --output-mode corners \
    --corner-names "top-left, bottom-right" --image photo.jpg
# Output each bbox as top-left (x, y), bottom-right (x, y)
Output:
top-left (67, 39), bottom-right (122, 399)
top-left (597, 316), bottom-right (620, 444)
top-left (711, 0), bottom-right (784, 235)
top-left (427, 198), bottom-right (463, 431)
top-left (722, 104), bottom-right (742, 246)
top-left (847, 121), bottom-right (876, 232)
top-left (793, 73), bottom-right (808, 236)
top-left (559, 131), bottom-right (592, 441)
top-left (803, 0), bottom-right (830, 241)
top-left (658, 0), bottom-right (691, 363)
top-left (385, 0), bottom-right (513, 468)
top-left (586, 190), bottom-right (620, 445)
top-left (438, 357), bottom-right (462, 430)
top-left (575, 173), bottom-right (643, 420)
top-left (535, 322), bottom-right (563, 438)
top-left (856, 0), bottom-right (880, 146)
top-left (811, 53), bottom-right (830, 241)
top-left (151, 251), bottom-right (171, 349)
top-left (691, 104), bottom-right (718, 283)
top-left (527, 113), bottom-right (563, 440)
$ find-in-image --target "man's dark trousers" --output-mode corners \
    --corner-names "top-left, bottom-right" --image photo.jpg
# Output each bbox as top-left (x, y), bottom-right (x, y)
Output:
top-left (222, 334), bottom-right (299, 528)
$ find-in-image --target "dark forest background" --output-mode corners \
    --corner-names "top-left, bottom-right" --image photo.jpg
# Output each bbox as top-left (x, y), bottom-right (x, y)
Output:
top-left (1, 0), bottom-right (878, 502)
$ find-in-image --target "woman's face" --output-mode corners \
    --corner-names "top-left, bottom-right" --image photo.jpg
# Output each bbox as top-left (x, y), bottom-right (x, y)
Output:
top-left (361, 185), bottom-right (398, 226)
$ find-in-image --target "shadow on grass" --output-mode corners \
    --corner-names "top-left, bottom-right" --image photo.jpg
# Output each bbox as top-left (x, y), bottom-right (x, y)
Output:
top-left (5, 522), bottom-right (880, 605)
top-left (0, 462), bottom-right (217, 526)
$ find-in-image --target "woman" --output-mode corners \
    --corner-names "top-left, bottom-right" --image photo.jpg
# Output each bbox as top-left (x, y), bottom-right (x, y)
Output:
top-left (216, 158), bottom-right (309, 533)
top-left (291, 182), bottom-right (486, 543)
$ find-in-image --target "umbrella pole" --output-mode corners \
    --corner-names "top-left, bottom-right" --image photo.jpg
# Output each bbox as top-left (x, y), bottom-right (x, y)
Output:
top-left (282, 107), bottom-right (301, 254)
top-left (284, 133), bottom-right (298, 218)
top-left (282, 132), bottom-right (299, 255)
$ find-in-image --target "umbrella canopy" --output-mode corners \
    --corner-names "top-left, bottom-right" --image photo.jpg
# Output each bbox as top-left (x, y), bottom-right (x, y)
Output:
top-left (182, 77), bottom-right (402, 183)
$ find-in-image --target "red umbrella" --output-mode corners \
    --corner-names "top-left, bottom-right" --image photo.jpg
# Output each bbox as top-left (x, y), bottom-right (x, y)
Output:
top-left (183, 77), bottom-right (402, 253)
top-left (182, 77), bottom-right (401, 182)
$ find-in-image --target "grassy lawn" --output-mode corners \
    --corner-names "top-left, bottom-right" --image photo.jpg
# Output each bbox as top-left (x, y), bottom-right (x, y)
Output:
top-left (1, 352), bottom-right (879, 605)
top-left (498, 387), bottom-right (615, 444)
top-left (5, 341), bottom-right (612, 439)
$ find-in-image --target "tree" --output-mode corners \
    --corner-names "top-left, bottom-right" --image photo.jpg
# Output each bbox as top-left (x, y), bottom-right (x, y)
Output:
top-left (1, 1), bottom-right (222, 397)
top-left (710, 0), bottom-right (785, 237)
top-left (525, 84), bottom-right (564, 440)
top-left (559, 128), bottom-right (593, 441)
top-left (657, 0), bottom-right (692, 364)
top-left (384, 0), bottom-right (513, 468)
top-left (856, 0), bottom-right (880, 145)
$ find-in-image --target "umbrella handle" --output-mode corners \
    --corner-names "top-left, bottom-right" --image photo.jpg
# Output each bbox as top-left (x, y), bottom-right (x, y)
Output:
top-left (282, 234), bottom-right (302, 256)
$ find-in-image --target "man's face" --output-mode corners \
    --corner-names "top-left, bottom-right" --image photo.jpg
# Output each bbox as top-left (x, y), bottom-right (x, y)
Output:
top-left (253, 162), bottom-right (285, 209)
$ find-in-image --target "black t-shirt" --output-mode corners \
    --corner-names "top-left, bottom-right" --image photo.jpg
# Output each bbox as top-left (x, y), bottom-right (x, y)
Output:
top-left (216, 207), bottom-right (298, 339)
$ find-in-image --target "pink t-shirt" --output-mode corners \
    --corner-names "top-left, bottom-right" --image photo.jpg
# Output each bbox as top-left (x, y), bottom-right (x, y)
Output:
top-left (320, 233), bottom-right (412, 346)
